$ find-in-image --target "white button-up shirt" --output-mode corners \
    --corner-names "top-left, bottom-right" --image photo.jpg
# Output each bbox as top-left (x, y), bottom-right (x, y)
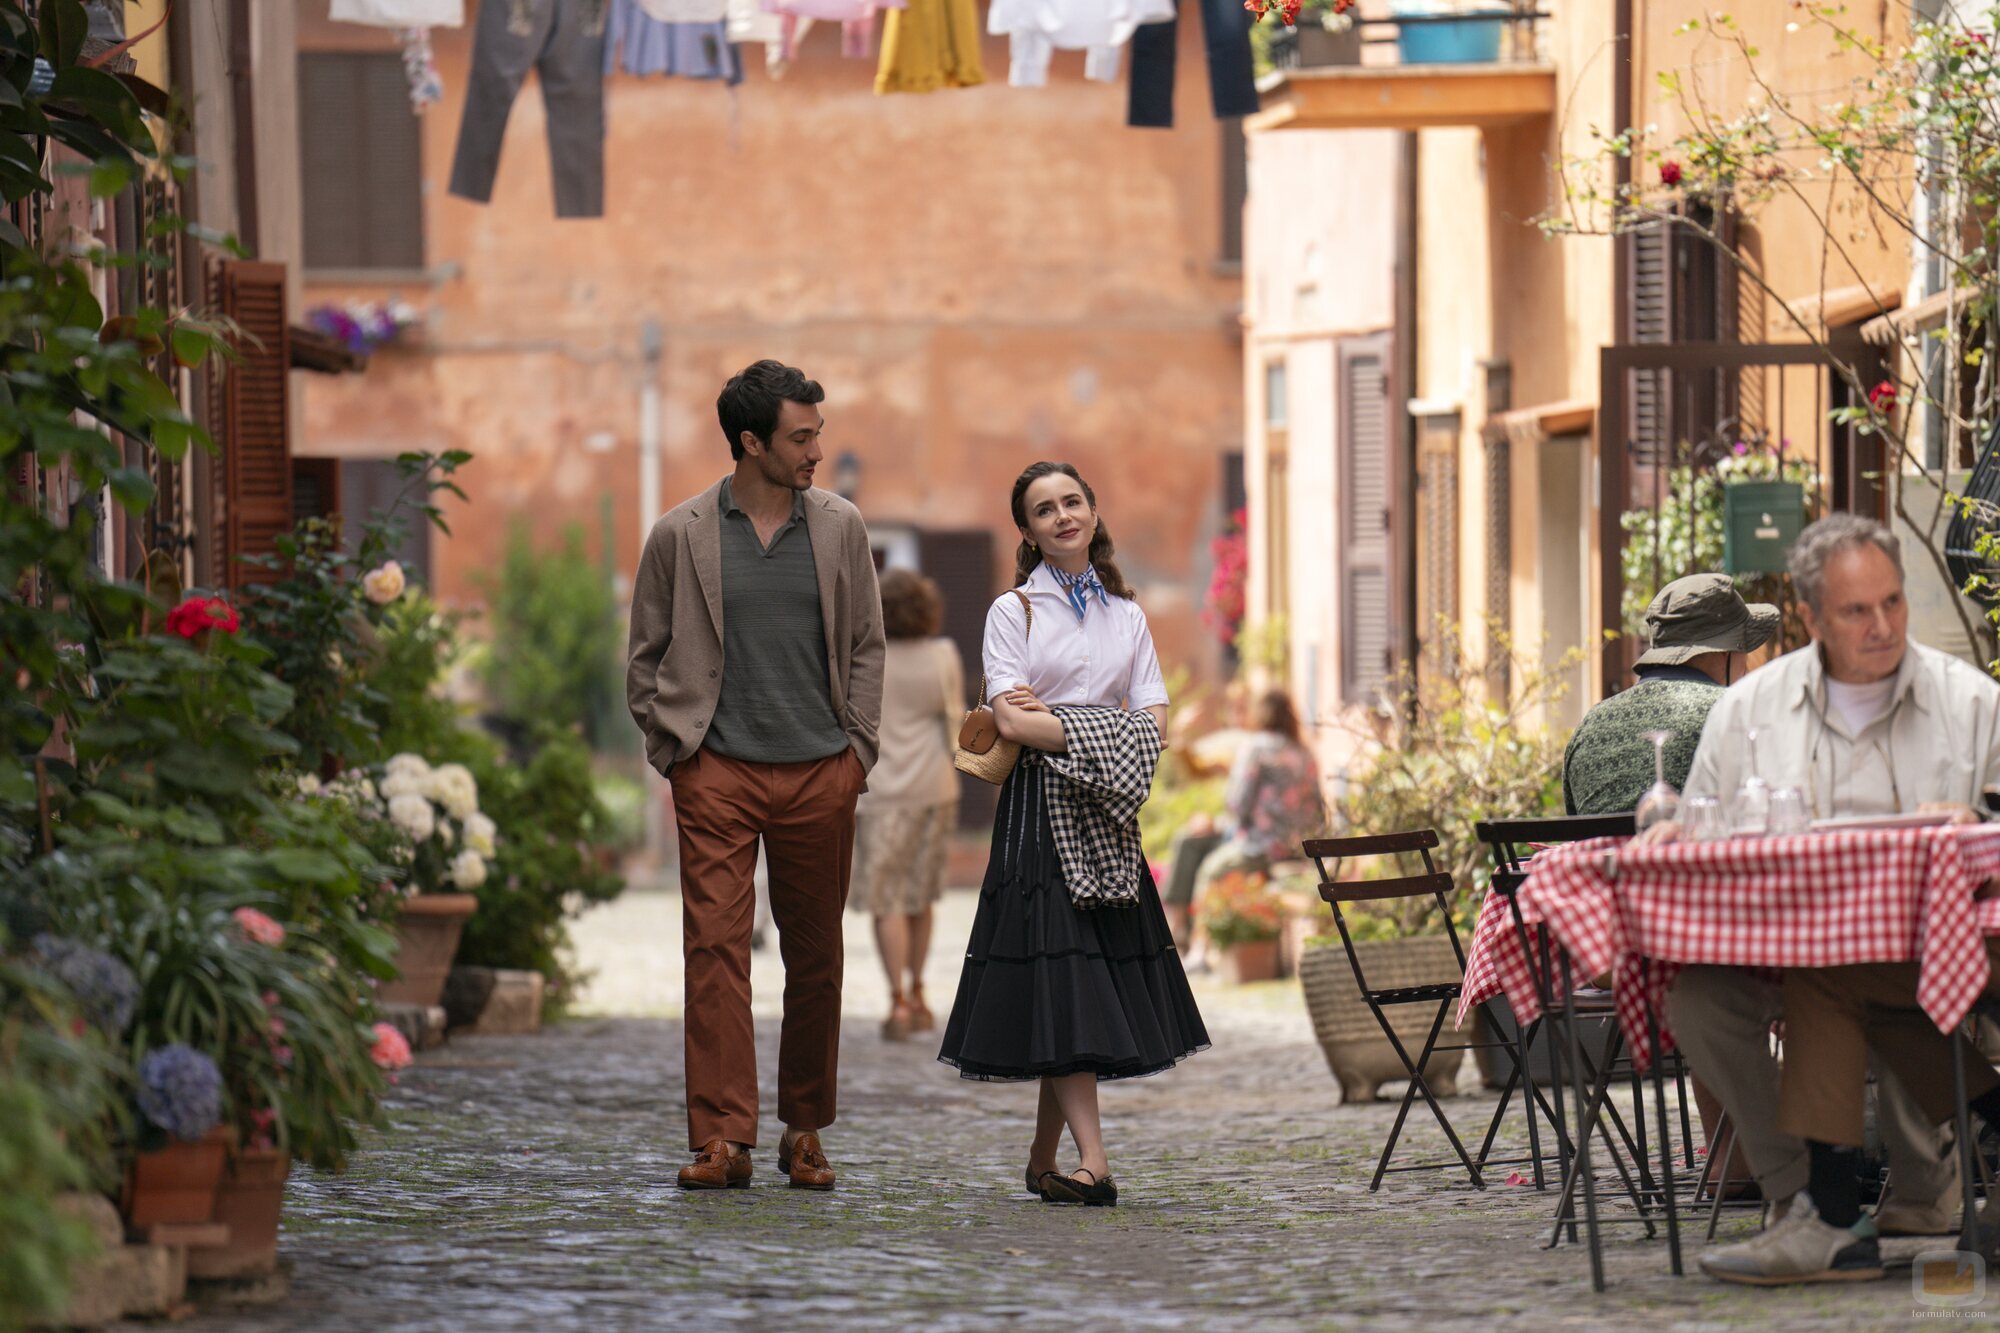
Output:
top-left (1684, 637), bottom-right (2000, 819)
top-left (981, 562), bottom-right (1169, 712)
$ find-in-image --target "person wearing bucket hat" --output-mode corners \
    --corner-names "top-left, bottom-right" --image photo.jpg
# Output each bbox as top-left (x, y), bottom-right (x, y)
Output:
top-left (1561, 573), bottom-right (1779, 818)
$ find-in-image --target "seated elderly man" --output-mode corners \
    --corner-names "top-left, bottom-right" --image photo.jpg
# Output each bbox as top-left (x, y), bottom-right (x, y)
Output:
top-left (1563, 573), bottom-right (1778, 816)
top-left (1638, 514), bottom-right (2000, 1286)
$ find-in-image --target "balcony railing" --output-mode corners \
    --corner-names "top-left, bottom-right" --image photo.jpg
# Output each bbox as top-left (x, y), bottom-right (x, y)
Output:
top-left (1267, 6), bottom-right (1550, 72)
top-left (1250, 6), bottom-right (1556, 133)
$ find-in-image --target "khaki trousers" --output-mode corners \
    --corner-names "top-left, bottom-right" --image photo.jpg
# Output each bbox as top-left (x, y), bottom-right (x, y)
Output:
top-left (1777, 941), bottom-right (2000, 1150)
top-left (671, 747), bottom-right (862, 1150)
top-left (1669, 966), bottom-right (1957, 1204)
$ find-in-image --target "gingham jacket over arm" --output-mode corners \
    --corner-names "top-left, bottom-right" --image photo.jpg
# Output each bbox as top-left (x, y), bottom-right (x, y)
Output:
top-left (1037, 706), bottom-right (1163, 909)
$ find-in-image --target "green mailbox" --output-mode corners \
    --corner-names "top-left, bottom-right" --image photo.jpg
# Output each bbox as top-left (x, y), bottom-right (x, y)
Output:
top-left (1722, 480), bottom-right (1805, 575)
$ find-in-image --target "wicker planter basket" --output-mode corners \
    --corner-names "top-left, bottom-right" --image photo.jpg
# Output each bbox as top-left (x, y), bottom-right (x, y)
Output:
top-left (1298, 936), bottom-right (1466, 1104)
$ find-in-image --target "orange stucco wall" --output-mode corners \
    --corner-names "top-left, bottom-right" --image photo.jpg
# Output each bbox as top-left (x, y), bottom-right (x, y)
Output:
top-left (296, 1), bottom-right (1244, 683)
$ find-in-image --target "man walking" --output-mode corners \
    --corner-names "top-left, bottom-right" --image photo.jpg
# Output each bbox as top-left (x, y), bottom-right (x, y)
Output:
top-left (626, 360), bottom-right (885, 1191)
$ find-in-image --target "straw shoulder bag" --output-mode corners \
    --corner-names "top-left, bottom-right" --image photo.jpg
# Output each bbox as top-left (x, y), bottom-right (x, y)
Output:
top-left (953, 589), bottom-right (1032, 785)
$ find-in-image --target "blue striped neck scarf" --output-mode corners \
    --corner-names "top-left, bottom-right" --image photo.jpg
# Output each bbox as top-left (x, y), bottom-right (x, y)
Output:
top-left (1049, 563), bottom-right (1108, 623)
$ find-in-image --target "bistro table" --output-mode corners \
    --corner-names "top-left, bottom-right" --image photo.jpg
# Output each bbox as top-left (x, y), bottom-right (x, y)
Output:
top-left (1455, 821), bottom-right (2000, 1289)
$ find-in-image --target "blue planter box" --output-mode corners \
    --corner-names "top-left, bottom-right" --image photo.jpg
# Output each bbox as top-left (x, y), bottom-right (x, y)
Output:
top-left (1390, 4), bottom-right (1506, 64)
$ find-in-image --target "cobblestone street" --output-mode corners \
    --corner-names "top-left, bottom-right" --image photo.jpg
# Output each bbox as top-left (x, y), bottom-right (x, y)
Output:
top-left (183, 889), bottom-right (1959, 1330)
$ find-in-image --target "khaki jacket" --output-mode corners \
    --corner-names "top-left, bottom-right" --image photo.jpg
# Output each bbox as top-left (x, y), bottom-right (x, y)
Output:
top-left (1684, 638), bottom-right (2000, 819)
top-left (625, 478), bottom-right (885, 776)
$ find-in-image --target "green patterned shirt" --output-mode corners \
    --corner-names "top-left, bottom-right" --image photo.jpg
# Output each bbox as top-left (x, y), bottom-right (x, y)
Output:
top-left (1562, 668), bottom-right (1724, 816)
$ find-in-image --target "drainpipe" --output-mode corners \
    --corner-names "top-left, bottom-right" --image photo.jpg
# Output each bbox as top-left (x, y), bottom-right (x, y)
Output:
top-left (1601, 0), bottom-right (1635, 699)
top-left (637, 318), bottom-right (664, 554)
top-left (1395, 130), bottom-right (1419, 688)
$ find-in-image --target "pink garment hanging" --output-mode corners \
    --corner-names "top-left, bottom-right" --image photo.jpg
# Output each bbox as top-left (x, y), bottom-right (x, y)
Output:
top-left (763, 0), bottom-right (902, 58)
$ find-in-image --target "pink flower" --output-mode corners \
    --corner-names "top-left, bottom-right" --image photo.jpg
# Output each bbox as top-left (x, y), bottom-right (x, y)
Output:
top-left (261, 990), bottom-right (280, 1009)
top-left (232, 907), bottom-right (286, 947)
top-left (370, 1022), bottom-right (413, 1071)
top-left (268, 1016), bottom-right (287, 1039)
top-left (273, 1044), bottom-right (294, 1067)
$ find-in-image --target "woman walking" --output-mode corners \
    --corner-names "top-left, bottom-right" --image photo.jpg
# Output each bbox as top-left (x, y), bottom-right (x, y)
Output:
top-left (853, 570), bottom-right (963, 1040)
top-left (938, 461), bottom-right (1208, 1207)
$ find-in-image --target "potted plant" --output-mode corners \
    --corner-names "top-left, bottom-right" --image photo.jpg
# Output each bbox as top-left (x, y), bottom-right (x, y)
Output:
top-left (1387, 0), bottom-right (1512, 65)
top-left (1198, 871), bottom-right (1285, 984)
top-left (1300, 623), bottom-right (1578, 1103)
top-left (373, 752), bottom-right (493, 1009)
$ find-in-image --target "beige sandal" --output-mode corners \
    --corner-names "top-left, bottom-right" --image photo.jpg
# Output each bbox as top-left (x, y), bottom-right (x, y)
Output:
top-left (882, 993), bottom-right (913, 1041)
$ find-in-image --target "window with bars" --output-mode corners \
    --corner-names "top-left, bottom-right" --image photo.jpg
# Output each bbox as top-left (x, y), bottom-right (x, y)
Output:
top-left (299, 53), bottom-right (424, 273)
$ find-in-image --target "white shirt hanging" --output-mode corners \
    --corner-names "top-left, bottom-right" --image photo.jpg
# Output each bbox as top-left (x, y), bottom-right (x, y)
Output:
top-left (640, 0), bottom-right (731, 21)
top-left (328, 0), bottom-right (466, 27)
top-left (985, 0), bottom-right (1173, 87)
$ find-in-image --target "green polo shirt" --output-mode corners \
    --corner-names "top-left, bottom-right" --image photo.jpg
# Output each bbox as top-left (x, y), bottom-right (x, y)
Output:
top-left (704, 478), bottom-right (851, 765)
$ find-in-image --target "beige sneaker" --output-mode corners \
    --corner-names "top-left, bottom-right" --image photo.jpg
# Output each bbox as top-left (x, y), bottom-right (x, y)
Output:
top-left (1876, 1190), bottom-right (1962, 1237)
top-left (1699, 1194), bottom-right (1885, 1286)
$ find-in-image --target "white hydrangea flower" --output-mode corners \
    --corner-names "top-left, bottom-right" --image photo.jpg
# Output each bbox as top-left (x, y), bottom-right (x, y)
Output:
top-left (426, 763), bottom-right (479, 821)
top-left (464, 812), bottom-right (498, 858)
top-left (438, 821), bottom-right (454, 848)
top-left (385, 753), bottom-right (429, 778)
top-left (296, 774), bottom-right (322, 797)
top-left (388, 792), bottom-right (436, 843)
top-left (379, 771), bottom-right (424, 800)
top-left (449, 849), bottom-right (488, 890)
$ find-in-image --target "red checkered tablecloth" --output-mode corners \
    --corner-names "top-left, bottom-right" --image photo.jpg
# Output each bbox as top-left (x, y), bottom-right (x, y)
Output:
top-left (1456, 824), bottom-right (2000, 1070)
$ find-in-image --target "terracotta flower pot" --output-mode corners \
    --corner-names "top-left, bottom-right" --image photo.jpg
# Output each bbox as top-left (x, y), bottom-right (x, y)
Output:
top-left (1219, 938), bottom-right (1282, 985)
top-left (380, 892), bottom-right (479, 1008)
top-left (123, 1125), bottom-right (230, 1228)
top-left (187, 1147), bottom-right (290, 1280)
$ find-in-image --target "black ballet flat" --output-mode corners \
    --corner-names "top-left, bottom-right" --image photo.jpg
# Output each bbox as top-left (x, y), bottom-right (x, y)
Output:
top-left (1060, 1169), bottom-right (1117, 1207)
top-left (1028, 1168), bottom-right (1068, 1200)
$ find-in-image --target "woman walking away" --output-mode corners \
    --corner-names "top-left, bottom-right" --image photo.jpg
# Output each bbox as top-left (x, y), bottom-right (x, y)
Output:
top-left (938, 461), bottom-right (1209, 1208)
top-left (853, 570), bottom-right (963, 1040)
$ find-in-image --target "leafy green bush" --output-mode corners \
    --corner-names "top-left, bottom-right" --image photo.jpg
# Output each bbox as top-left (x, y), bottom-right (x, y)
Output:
top-left (0, 934), bottom-right (124, 1329)
top-left (454, 731), bottom-right (624, 1002)
top-left (1339, 622), bottom-right (1578, 939)
top-left (478, 523), bottom-right (620, 749)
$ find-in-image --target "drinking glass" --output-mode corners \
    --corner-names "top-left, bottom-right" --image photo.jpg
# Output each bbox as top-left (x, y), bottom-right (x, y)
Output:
top-left (1684, 795), bottom-right (1728, 842)
top-left (1767, 787), bottom-right (1809, 836)
top-left (1634, 730), bottom-right (1682, 834)
top-left (1732, 726), bottom-right (1772, 835)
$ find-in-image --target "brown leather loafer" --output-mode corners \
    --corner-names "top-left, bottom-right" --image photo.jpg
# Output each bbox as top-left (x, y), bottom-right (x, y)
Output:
top-left (678, 1138), bottom-right (752, 1190)
top-left (776, 1132), bottom-right (836, 1190)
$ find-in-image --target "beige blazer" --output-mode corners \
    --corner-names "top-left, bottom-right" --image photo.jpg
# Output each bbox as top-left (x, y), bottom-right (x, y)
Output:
top-left (625, 477), bottom-right (886, 776)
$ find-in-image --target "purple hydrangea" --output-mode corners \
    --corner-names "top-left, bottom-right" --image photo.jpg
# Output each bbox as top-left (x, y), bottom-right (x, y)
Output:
top-left (33, 934), bottom-right (138, 1035)
top-left (136, 1044), bottom-right (224, 1143)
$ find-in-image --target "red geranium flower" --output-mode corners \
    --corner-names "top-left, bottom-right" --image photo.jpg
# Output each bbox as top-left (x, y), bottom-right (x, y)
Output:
top-left (165, 596), bottom-right (240, 640)
top-left (1868, 379), bottom-right (1898, 411)
top-left (1660, 160), bottom-right (1684, 187)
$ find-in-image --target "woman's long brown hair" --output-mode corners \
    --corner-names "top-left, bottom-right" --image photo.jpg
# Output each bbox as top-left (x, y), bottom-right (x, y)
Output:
top-left (1009, 461), bottom-right (1134, 598)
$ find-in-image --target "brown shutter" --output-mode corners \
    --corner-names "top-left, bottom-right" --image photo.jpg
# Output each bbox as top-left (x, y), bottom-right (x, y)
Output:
top-left (217, 260), bottom-right (292, 588)
top-left (299, 53), bottom-right (424, 272)
top-left (1339, 334), bottom-right (1394, 705)
top-left (1627, 219), bottom-right (1670, 472)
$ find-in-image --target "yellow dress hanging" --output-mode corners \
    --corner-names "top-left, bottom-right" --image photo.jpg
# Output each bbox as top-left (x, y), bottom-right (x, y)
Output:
top-left (875, 0), bottom-right (986, 93)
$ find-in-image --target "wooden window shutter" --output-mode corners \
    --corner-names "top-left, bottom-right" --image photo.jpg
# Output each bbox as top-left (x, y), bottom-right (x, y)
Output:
top-left (1484, 430), bottom-right (1512, 696)
top-left (1627, 219), bottom-right (1671, 470)
top-left (1416, 417), bottom-right (1459, 666)
top-left (1339, 335), bottom-right (1395, 706)
top-left (299, 53), bottom-right (424, 272)
top-left (217, 260), bottom-right (292, 588)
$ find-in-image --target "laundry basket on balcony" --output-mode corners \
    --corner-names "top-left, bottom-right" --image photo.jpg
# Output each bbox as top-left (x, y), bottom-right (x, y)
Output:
top-left (1389, 1), bottom-right (1508, 64)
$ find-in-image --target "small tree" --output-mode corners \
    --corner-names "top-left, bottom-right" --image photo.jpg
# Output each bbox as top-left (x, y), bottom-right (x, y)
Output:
top-left (477, 522), bottom-right (621, 750)
top-left (1547, 3), bottom-right (2000, 668)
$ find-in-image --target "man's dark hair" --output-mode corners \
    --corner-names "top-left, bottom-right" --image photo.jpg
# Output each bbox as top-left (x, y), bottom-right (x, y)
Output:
top-left (716, 360), bottom-right (824, 460)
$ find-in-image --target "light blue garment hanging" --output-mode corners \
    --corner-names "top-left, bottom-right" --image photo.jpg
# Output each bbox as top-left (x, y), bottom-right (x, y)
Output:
top-left (606, 0), bottom-right (745, 83)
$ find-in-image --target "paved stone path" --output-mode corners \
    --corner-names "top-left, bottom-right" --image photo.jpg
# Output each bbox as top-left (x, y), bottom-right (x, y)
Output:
top-left (182, 889), bottom-right (1971, 1329)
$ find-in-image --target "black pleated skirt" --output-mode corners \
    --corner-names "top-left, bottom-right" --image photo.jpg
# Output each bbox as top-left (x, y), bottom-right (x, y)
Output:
top-left (937, 761), bottom-right (1210, 1082)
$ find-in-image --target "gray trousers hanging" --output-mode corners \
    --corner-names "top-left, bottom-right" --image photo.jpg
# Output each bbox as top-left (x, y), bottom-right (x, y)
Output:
top-left (448, 0), bottom-right (610, 218)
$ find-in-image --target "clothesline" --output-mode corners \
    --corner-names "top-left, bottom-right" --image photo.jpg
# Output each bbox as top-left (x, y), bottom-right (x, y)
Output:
top-left (334, 0), bottom-right (1258, 217)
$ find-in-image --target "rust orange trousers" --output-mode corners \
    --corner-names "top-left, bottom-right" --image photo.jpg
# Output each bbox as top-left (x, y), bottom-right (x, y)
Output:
top-left (669, 747), bottom-right (861, 1150)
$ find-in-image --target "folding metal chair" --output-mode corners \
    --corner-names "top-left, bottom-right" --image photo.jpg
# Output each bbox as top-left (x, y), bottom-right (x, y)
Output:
top-left (1474, 814), bottom-right (1694, 1289)
top-left (1302, 828), bottom-right (1547, 1191)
